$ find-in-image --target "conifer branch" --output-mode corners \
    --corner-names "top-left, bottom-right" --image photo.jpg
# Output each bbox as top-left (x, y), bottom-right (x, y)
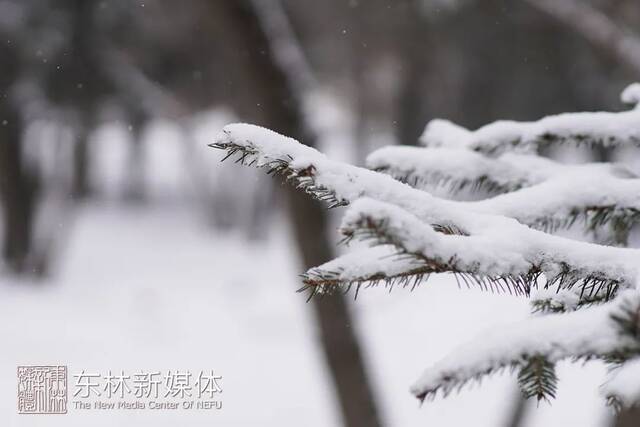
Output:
top-left (470, 176), bottom-right (640, 236)
top-left (420, 104), bottom-right (640, 156)
top-left (302, 199), bottom-right (631, 300)
top-left (368, 145), bottom-right (640, 235)
top-left (517, 356), bottom-right (558, 402)
top-left (531, 286), bottom-right (617, 314)
top-left (211, 98), bottom-right (640, 408)
top-left (210, 136), bottom-right (349, 208)
top-left (303, 212), bottom-right (538, 297)
top-left (367, 146), bottom-right (640, 237)
top-left (212, 125), bottom-right (639, 297)
top-left (367, 146), bottom-right (531, 194)
top-left (212, 124), bottom-right (640, 240)
top-left (367, 146), bottom-right (633, 195)
top-left (411, 291), bottom-right (640, 402)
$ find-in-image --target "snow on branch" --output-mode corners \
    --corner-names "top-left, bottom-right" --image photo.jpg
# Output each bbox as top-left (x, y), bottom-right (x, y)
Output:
top-left (211, 123), bottom-right (477, 226)
top-left (211, 124), bottom-right (640, 295)
top-left (211, 120), bottom-right (640, 407)
top-left (303, 199), bottom-right (536, 296)
top-left (367, 144), bottom-right (640, 236)
top-left (467, 170), bottom-right (640, 235)
top-left (367, 146), bottom-right (537, 193)
top-left (420, 105), bottom-right (640, 156)
top-left (410, 290), bottom-right (640, 402)
top-left (622, 83), bottom-right (640, 109)
top-left (309, 198), bottom-right (635, 296)
top-left (212, 123), bottom-right (638, 235)
top-left (300, 246), bottom-right (430, 299)
top-left (603, 358), bottom-right (640, 410)
top-left (366, 145), bottom-right (633, 195)
top-left (531, 286), bottom-right (613, 314)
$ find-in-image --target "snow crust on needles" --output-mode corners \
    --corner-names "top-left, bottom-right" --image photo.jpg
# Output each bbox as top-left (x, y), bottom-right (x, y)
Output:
top-left (215, 124), bottom-right (640, 286)
top-left (367, 145), bottom-right (640, 231)
top-left (420, 107), bottom-right (640, 154)
top-left (420, 82), bottom-right (640, 153)
top-left (366, 145), bottom-right (635, 192)
top-left (312, 245), bottom-right (424, 282)
top-left (341, 198), bottom-right (531, 277)
top-left (621, 82), bottom-right (640, 108)
top-left (342, 198), bottom-right (640, 283)
top-left (469, 170), bottom-right (640, 223)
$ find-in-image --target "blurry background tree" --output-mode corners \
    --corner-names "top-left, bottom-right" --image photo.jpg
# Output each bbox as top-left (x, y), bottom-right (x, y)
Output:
top-left (1, 0), bottom-right (639, 426)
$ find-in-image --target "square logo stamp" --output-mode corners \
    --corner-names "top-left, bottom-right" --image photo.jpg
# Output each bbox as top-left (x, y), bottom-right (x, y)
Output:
top-left (17, 366), bottom-right (67, 414)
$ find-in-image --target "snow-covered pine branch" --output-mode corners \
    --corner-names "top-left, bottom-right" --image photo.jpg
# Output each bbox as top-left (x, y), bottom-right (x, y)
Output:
top-left (420, 84), bottom-right (640, 155)
top-left (303, 198), bottom-right (632, 298)
top-left (369, 124), bottom-right (640, 237)
top-left (410, 290), bottom-right (640, 403)
top-left (212, 124), bottom-right (639, 293)
top-left (211, 123), bottom-right (475, 223)
top-left (367, 145), bottom-right (634, 196)
top-left (211, 102), bottom-right (640, 409)
top-left (467, 171), bottom-right (640, 235)
top-left (212, 124), bottom-right (640, 235)
top-left (301, 246), bottom-right (430, 299)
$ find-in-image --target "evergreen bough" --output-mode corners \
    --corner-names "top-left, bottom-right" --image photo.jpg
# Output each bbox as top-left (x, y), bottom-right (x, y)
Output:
top-left (210, 83), bottom-right (640, 409)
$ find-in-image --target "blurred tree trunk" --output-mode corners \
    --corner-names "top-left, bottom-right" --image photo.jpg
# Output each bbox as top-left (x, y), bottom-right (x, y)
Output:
top-left (123, 111), bottom-right (148, 203)
top-left (209, 2), bottom-right (382, 427)
top-left (613, 407), bottom-right (640, 427)
top-left (68, 0), bottom-right (97, 200)
top-left (524, 0), bottom-right (640, 76)
top-left (0, 37), bottom-right (39, 274)
top-left (0, 107), bottom-right (38, 274)
top-left (395, 0), bottom-right (431, 146)
top-left (72, 124), bottom-right (91, 199)
top-left (504, 394), bottom-right (528, 427)
top-left (49, 0), bottom-right (108, 200)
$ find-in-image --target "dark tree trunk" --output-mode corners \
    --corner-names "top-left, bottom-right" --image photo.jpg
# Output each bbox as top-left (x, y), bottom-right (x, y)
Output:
top-left (0, 6), bottom-right (45, 276)
top-left (0, 107), bottom-right (38, 274)
top-left (286, 187), bottom-right (382, 427)
top-left (395, 1), bottom-right (431, 147)
top-left (49, 0), bottom-right (109, 200)
top-left (208, 2), bottom-right (383, 427)
top-left (613, 407), bottom-right (640, 427)
top-left (123, 112), bottom-right (148, 203)
top-left (504, 394), bottom-right (528, 427)
top-left (68, 1), bottom-right (97, 200)
top-left (72, 126), bottom-right (91, 199)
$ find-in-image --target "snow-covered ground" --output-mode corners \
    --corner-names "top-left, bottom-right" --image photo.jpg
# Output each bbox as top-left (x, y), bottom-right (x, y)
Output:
top-left (0, 121), bottom-right (615, 426)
